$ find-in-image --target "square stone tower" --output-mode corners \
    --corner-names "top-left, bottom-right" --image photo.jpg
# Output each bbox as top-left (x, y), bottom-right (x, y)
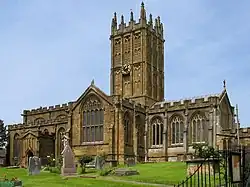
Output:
top-left (110, 2), bottom-right (165, 106)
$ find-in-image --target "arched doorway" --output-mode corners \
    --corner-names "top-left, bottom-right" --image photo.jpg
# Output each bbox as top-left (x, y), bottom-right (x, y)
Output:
top-left (26, 150), bottom-right (34, 166)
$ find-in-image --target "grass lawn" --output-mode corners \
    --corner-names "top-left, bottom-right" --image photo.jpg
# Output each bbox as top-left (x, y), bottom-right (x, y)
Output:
top-left (107, 162), bottom-right (187, 185)
top-left (0, 168), bottom-right (154, 187)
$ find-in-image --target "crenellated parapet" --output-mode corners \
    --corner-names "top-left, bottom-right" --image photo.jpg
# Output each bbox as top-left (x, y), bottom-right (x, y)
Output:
top-left (8, 114), bottom-right (69, 130)
top-left (22, 102), bottom-right (74, 115)
top-left (239, 127), bottom-right (250, 137)
top-left (110, 2), bottom-right (164, 41)
top-left (150, 94), bottom-right (221, 111)
top-left (8, 123), bottom-right (24, 131)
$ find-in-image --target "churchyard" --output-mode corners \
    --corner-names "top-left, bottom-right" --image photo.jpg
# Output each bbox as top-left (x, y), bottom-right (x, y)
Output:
top-left (0, 161), bottom-right (186, 187)
top-left (0, 135), bottom-right (187, 186)
top-left (0, 137), bottom-right (240, 187)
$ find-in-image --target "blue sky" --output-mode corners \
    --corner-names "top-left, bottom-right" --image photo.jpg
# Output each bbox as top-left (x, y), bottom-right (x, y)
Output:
top-left (0, 0), bottom-right (249, 126)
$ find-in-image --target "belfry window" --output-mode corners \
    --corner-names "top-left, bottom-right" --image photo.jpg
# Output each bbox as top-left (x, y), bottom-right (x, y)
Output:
top-left (82, 95), bottom-right (104, 143)
top-left (151, 117), bottom-right (164, 146)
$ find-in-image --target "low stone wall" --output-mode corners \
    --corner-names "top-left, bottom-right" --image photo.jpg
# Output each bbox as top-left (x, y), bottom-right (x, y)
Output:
top-left (186, 158), bottom-right (220, 176)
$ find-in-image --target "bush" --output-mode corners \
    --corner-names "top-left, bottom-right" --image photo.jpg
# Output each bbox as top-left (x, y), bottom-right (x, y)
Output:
top-left (56, 156), bottom-right (63, 168)
top-left (49, 167), bottom-right (61, 174)
top-left (193, 143), bottom-right (219, 159)
top-left (46, 154), bottom-right (56, 167)
top-left (78, 155), bottom-right (94, 174)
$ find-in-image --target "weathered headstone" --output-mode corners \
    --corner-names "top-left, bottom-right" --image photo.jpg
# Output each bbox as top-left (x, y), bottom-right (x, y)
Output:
top-left (33, 156), bottom-right (41, 175)
top-left (28, 156), bottom-right (41, 175)
top-left (61, 135), bottom-right (76, 176)
top-left (95, 156), bottom-right (105, 170)
top-left (126, 157), bottom-right (136, 167)
top-left (28, 157), bottom-right (35, 175)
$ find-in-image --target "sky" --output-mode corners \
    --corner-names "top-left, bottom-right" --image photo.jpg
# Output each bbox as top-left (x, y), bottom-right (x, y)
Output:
top-left (0, 0), bottom-right (250, 126)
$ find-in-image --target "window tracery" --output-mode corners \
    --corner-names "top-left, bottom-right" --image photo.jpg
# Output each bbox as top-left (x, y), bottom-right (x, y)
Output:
top-left (134, 65), bottom-right (141, 95)
top-left (123, 35), bottom-right (131, 64)
top-left (114, 38), bottom-right (121, 65)
top-left (124, 112), bottom-right (132, 145)
top-left (171, 115), bottom-right (184, 145)
top-left (133, 32), bottom-right (141, 61)
top-left (13, 133), bottom-right (20, 159)
top-left (189, 113), bottom-right (206, 143)
top-left (55, 114), bottom-right (67, 122)
top-left (34, 118), bottom-right (45, 125)
top-left (136, 115), bottom-right (144, 147)
top-left (151, 117), bottom-right (164, 146)
top-left (82, 95), bottom-right (104, 143)
top-left (123, 75), bottom-right (131, 97)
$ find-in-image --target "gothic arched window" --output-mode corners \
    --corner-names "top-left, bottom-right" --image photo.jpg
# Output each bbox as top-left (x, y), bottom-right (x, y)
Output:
top-left (190, 113), bottom-right (206, 143)
top-left (124, 112), bottom-right (132, 145)
top-left (151, 117), bottom-right (164, 146)
top-left (82, 95), bottom-right (104, 143)
top-left (13, 133), bottom-right (20, 159)
top-left (136, 115), bottom-right (144, 147)
top-left (171, 115), bottom-right (184, 145)
top-left (34, 118), bottom-right (45, 125)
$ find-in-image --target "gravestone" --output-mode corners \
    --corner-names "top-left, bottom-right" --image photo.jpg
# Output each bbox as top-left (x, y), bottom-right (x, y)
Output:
top-left (95, 156), bottom-right (105, 170)
top-left (27, 156), bottom-right (41, 175)
top-left (126, 157), bottom-right (136, 167)
top-left (28, 157), bottom-right (35, 175)
top-left (33, 156), bottom-right (41, 175)
top-left (114, 168), bottom-right (139, 176)
top-left (61, 135), bottom-right (76, 176)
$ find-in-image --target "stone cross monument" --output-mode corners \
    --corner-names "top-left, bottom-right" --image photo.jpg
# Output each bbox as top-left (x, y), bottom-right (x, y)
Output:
top-left (61, 135), bottom-right (76, 176)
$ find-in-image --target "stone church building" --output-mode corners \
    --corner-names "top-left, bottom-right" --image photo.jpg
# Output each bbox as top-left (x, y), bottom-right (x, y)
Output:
top-left (8, 3), bottom-right (239, 167)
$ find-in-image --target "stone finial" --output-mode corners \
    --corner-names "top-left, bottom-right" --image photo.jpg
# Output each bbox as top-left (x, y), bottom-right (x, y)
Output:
top-left (140, 1), bottom-right (146, 20)
top-left (121, 15), bottom-right (124, 24)
top-left (223, 80), bottom-right (226, 89)
top-left (91, 79), bottom-right (95, 85)
top-left (114, 12), bottom-right (117, 23)
top-left (141, 1), bottom-right (144, 7)
top-left (154, 18), bottom-right (158, 31)
top-left (111, 12), bottom-right (117, 34)
top-left (157, 16), bottom-right (161, 25)
top-left (130, 9), bottom-right (134, 21)
top-left (149, 14), bottom-right (153, 25)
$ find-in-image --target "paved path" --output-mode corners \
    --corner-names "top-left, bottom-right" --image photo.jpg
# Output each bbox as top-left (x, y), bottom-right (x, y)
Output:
top-left (98, 177), bottom-right (174, 187)
top-left (60, 174), bottom-right (174, 187)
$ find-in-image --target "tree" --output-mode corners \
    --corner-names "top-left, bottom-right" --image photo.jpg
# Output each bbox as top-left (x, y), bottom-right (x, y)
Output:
top-left (0, 120), bottom-right (7, 147)
top-left (78, 155), bottom-right (93, 174)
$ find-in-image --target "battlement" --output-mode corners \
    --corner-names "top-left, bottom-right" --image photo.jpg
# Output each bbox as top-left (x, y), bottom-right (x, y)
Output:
top-left (8, 116), bottom-right (69, 130)
top-left (8, 123), bottom-right (24, 130)
top-left (110, 2), bottom-right (164, 40)
top-left (151, 93), bottom-right (221, 110)
top-left (240, 127), bottom-right (250, 134)
top-left (23, 102), bottom-right (74, 115)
